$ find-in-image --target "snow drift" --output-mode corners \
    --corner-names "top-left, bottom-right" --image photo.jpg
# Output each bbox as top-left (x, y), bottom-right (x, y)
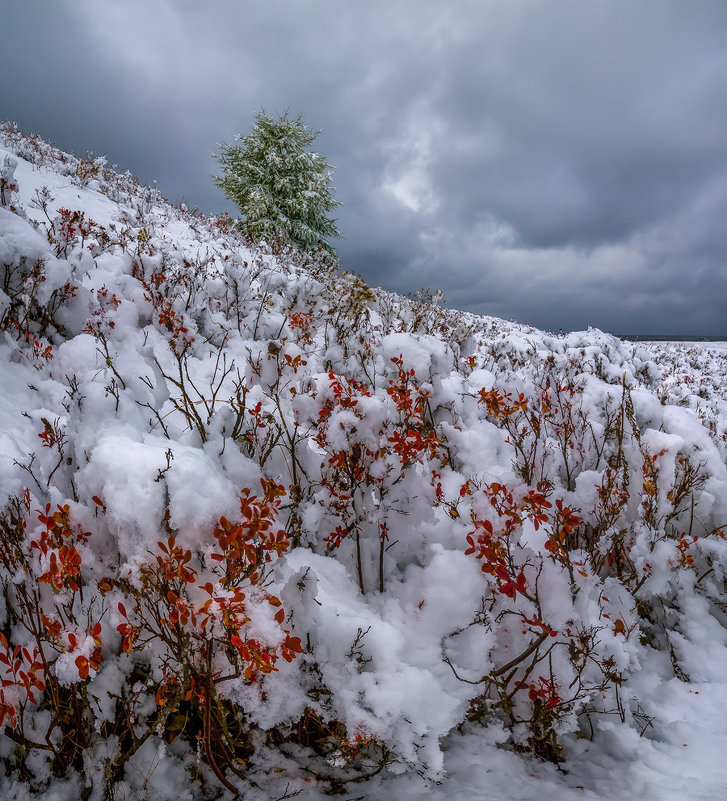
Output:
top-left (1, 123), bottom-right (727, 800)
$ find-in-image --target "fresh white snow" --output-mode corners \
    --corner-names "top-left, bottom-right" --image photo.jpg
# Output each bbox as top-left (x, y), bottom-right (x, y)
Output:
top-left (1, 123), bottom-right (727, 800)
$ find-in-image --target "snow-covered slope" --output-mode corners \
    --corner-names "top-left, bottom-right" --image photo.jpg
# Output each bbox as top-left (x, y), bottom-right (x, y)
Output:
top-left (1, 123), bottom-right (727, 800)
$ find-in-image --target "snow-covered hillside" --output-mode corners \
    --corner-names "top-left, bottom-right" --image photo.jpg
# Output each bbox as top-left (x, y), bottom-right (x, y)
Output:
top-left (1, 123), bottom-right (727, 801)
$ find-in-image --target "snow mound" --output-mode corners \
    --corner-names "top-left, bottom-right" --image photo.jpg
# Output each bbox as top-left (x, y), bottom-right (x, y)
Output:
top-left (2, 122), bottom-right (727, 800)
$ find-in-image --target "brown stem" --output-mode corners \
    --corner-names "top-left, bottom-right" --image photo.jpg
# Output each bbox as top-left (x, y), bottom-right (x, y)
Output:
top-left (490, 630), bottom-right (550, 678)
top-left (204, 692), bottom-right (242, 797)
top-left (4, 727), bottom-right (55, 752)
top-left (355, 528), bottom-right (365, 595)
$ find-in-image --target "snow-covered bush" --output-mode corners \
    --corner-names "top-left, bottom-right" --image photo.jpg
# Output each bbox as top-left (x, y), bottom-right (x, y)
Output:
top-left (2, 123), bottom-right (727, 799)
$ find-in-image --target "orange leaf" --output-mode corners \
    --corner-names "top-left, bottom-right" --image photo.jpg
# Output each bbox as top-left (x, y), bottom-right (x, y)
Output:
top-left (75, 655), bottom-right (89, 680)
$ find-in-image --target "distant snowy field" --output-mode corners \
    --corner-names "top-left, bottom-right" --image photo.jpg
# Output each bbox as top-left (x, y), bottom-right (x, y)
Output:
top-left (1, 125), bottom-right (727, 801)
top-left (678, 342), bottom-right (727, 348)
top-left (643, 340), bottom-right (727, 351)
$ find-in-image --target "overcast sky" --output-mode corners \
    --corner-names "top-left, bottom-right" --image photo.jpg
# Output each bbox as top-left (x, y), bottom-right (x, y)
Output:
top-left (2, 1), bottom-right (727, 335)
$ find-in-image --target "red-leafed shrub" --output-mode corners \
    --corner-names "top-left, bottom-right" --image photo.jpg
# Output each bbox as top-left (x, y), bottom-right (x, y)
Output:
top-left (102, 479), bottom-right (302, 794)
top-left (314, 358), bottom-right (447, 593)
top-left (0, 483), bottom-right (305, 795)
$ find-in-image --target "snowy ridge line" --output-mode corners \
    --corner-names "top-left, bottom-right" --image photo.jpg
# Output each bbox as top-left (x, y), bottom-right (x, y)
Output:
top-left (1, 123), bottom-right (727, 800)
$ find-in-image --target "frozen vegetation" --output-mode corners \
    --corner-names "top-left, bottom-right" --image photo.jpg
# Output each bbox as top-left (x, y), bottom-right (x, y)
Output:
top-left (1, 123), bottom-right (727, 800)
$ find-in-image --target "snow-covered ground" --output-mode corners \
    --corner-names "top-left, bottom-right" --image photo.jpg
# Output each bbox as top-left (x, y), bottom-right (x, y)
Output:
top-left (1, 124), bottom-right (727, 800)
top-left (661, 341), bottom-right (727, 349)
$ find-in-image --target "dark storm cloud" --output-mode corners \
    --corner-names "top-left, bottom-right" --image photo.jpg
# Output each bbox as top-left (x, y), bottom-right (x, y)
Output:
top-left (2, 0), bottom-right (726, 335)
top-left (427, 2), bottom-right (727, 250)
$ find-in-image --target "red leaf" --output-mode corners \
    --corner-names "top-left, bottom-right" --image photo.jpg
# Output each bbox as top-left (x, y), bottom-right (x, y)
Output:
top-left (75, 655), bottom-right (89, 680)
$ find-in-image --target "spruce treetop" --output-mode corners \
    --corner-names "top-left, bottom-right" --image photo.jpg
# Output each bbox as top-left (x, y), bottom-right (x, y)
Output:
top-left (214, 110), bottom-right (341, 261)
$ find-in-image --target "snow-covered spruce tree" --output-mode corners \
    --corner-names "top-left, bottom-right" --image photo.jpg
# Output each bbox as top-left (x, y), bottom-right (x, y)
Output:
top-left (214, 110), bottom-right (341, 261)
